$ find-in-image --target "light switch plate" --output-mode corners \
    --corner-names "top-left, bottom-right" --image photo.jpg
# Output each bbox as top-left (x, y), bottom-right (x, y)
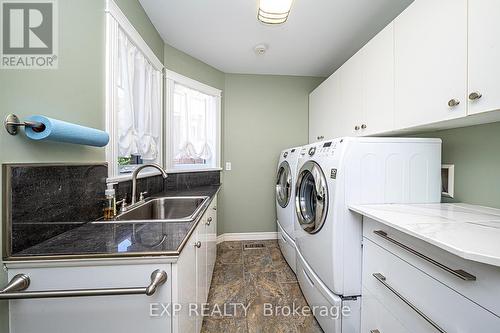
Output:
top-left (225, 162), bottom-right (232, 171)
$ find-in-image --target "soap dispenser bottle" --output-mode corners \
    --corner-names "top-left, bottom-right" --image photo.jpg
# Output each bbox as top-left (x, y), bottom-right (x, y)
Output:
top-left (104, 183), bottom-right (117, 220)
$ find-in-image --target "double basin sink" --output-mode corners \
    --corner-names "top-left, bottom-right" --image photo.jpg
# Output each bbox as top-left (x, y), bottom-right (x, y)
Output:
top-left (96, 196), bottom-right (210, 224)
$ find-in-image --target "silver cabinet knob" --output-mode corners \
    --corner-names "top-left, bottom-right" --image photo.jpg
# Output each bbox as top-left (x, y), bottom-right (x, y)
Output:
top-left (354, 125), bottom-right (360, 131)
top-left (448, 99), bottom-right (460, 107)
top-left (361, 124), bottom-right (367, 129)
top-left (469, 92), bottom-right (482, 101)
top-left (194, 241), bottom-right (201, 248)
top-left (206, 217), bottom-right (212, 225)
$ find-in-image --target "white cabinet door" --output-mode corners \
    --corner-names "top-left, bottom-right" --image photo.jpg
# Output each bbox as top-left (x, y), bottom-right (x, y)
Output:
top-left (339, 54), bottom-right (364, 137)
top-left (195, 216), bottom-right (207, 332)
top-left (309, 72), bottom-right (341, 142)
top-left (206, 198), bottom-right (217, 292)
top-left (8, 263), bottom-right (172, 333)
top-left (395, 0), bottom-right (467, 128)
top-left (174, 229), bottom-right (198, 333)
top-left (361, 22), bottom-right (395, 136)
top-left (468, 0), bottom-right (500, 115)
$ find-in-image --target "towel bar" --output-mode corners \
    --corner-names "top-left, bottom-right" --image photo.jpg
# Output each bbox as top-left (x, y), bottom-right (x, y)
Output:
top-left (4, 114), bottom-right (45, 135)
top-left (0, 269), bottom-right (167, 300)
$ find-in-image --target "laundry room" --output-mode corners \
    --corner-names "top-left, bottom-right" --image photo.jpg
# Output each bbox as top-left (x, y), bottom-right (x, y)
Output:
top-left (1, 0), bottom-right (500, 332)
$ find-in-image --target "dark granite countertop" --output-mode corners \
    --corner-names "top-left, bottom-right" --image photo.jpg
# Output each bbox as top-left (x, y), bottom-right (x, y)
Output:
top-left (7, 185), bottom-right (220, 260)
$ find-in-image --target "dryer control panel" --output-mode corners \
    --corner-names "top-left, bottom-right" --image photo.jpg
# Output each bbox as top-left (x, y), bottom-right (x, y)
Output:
top-left (317, 141), bottom-right (337, 156)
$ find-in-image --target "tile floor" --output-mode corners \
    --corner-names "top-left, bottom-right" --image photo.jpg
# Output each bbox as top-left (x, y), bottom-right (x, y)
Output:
top-left (201, 240), bottom-right (323, 333)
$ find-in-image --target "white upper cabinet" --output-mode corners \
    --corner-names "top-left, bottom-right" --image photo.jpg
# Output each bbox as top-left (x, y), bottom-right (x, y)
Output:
top-left (309, 72), bottom-right (341, 142)
top-left (340, 52), bottom-right (365, 137)
top-left (394, 0), bottom-right (468, 128)
top-left (361, 23), bottom-right (395, 136)
top-left (468, 0), bottom-right (500, 115)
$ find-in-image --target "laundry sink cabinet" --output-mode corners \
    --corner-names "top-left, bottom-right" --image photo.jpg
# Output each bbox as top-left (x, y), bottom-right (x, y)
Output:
top-left (5, 196), bottom-right (218, 333)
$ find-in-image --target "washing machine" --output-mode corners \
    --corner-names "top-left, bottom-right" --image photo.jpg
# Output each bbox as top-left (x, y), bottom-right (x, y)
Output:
top-left (275, 146), bottom-right (301, 273)
top-left (294, 137), bottom-right (442, 333)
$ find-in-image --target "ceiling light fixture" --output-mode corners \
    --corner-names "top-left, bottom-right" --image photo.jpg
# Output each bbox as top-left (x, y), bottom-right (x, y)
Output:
top-left (258, 0), bottom-right (293, 25)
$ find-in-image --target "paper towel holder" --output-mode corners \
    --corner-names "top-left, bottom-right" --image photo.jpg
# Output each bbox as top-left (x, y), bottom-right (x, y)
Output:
top-left (4, 114), bottom-right (46, 136)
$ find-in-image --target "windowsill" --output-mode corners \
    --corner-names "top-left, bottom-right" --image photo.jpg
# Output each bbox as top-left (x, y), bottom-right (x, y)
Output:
top-left (106, 167), bottom-right (222, 183)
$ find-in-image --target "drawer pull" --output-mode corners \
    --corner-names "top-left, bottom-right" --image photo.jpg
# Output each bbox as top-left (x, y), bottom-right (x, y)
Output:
top-left (373, 273), bottom-right (446, 333)
top-left (373, 230), bottom-right (476, 281)
top-left (0, 269), bottom-right (167, 300)
top-left (370, 330), bottom-right (381, 333)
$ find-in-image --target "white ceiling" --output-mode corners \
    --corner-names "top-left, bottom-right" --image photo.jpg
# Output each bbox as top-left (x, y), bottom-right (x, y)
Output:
top-left (139, 0), bottom-right (413, 77)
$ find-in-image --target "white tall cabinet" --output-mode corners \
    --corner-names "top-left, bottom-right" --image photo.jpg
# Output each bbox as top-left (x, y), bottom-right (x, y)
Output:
top-left (467, 0), bottom-right (500, 115)
top-left (394, 0), bottom-right (467, 128)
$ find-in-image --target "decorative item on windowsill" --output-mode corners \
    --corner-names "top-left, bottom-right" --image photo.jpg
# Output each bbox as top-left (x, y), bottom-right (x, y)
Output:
top-left (4, 114), bottom-right (109, 147)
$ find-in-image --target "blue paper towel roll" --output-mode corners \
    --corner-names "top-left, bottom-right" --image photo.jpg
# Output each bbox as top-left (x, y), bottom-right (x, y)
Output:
top-left (24, 115), bottom-right (109, 147)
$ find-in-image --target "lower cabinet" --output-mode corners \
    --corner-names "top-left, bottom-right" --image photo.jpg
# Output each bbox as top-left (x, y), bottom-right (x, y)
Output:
top-left (7, 261), bottom-right (174, 333)
top-left (172, 196), bottom-right (218, 333)
top-left (6, 196), bottom-right (218, 333)
top-left (361, 218), bottom-right (500, 333)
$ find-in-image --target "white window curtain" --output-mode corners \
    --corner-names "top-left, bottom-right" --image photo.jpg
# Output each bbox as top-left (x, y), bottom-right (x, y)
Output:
top-left (116, 28), bottom-right (162, 164)
top-left (172, 83), bottom-right (217, 167)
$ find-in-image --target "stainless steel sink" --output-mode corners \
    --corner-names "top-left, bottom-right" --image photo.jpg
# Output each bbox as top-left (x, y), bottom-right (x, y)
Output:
top-left (95, 196), bottom-right (210, 224)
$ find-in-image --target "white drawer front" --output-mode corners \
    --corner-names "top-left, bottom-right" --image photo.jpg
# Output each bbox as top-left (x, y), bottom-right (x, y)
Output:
top-left (363, 217), bottom-right (500, 317)
top-left (363, 238), bottom-right (500, 333)
top-left (296, 251), bottom-right (342, 332)
top-left (361, 286), bottom-right (411, 333)
top-left (8, 263), bottom-right (172, 333)
top-left (277, 221), bottom-right (296, 273)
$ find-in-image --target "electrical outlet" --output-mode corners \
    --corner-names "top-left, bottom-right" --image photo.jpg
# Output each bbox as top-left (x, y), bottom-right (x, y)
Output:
top-left (225, 162), bottom-right (232, 171)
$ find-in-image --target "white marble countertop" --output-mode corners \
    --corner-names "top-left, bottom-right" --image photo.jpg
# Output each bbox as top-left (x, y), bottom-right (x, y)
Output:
top-left (349, 203), bottom-right (500, 267)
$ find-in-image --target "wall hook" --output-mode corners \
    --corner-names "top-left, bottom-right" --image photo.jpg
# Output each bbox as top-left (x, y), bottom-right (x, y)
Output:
top-left (4, 114), bottom-right (45, 135)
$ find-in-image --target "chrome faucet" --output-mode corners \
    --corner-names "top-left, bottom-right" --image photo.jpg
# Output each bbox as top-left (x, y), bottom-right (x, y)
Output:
top-left (131, 163), bottom-right (168, 205)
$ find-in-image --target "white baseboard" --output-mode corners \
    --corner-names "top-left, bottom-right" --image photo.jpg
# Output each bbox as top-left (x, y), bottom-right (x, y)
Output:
top-left (216, 232), bottom-right (278, 244)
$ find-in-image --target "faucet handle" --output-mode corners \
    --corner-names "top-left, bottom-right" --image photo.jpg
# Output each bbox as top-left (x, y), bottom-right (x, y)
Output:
top-left (139, 191), bottom-right (148, 201)
top-left (116, 199), bottom-right (127, 213)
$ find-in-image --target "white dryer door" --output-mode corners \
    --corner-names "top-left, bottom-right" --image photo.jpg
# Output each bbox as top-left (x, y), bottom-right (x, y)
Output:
top-left (295, 161), bottom-right (328, 234)
top-left (276, 161), bottom-right (292, 208)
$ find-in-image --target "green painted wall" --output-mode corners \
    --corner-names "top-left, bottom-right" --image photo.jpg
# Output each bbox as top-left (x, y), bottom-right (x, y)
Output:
top-left (0, 1), bottom-right (163, 331)
top-left (414, 122), bottom-right (500, 208)
top-left (220, 74), bottom-right (324, 234)
top-left (164, 43), bottom-right (225, 90)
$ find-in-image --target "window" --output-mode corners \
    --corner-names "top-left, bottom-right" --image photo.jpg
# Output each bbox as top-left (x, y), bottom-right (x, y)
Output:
top-left (105, 0), bottom-right (163, 179)
top-left (166, 71), bottom-right (221, 171)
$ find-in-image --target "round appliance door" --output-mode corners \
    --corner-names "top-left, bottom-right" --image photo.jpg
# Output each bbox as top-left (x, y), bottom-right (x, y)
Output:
top-left (276, 161), bottom-right (292, 208)
top-left (295, 161), bottom-right (328, 234)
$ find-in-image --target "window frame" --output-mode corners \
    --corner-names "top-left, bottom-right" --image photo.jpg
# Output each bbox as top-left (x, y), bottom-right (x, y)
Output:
top-left (165, 69), bottom-right (222, 173)
top-left (105, 0), bottom-right (164, 182)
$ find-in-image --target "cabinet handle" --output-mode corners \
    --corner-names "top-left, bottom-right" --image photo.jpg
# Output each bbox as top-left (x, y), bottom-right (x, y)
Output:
top-left (317, 135), bottom-right (324, 140)
top-left (212, 206), bottom-right (217, 211)
top-left (361, 124), bottom-right (367, 129)
top-left (0, 270), bottom-right (167, 300)
top-left (373, 230), bottom-right (476, 281)
top-left (370, 330), bottom-right (381, 333)
top-left (194, 241), bottom-right (202, 248)
top-left (373, 273), bottom-right (446, 333)
top-left (354, 125), bottom-right (360, 131)
top-left (206, 217), bottom-right (212, 225)
top-left (469, 92), bottom-right (482, 101)
top-left (447, 99), bottom-right (460, 107)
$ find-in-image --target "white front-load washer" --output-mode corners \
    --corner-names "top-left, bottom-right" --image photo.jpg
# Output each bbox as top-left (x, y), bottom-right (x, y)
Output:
top-left (275, 146), bottom-right (301, 272)
top-left (294, 137), bottom-right (442, 333)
